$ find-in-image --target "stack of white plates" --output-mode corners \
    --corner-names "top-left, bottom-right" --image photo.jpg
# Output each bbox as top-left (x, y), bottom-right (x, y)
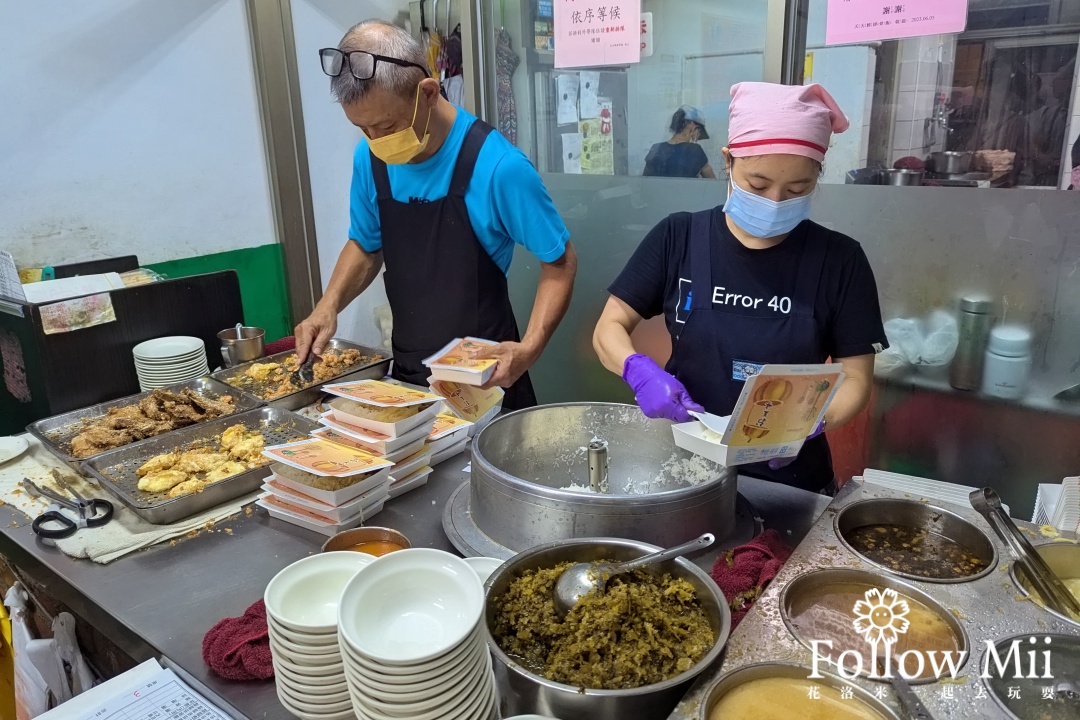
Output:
top-left (338, 549), bottom-right (495, 720)
top-left (133, 336), bottom-right (209, 390)
top-left (264, 552), bottom-right (376, 720)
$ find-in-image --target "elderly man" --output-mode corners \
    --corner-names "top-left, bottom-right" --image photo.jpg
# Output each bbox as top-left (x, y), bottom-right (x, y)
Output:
top-left (296, 20), bottom-right (576, 409)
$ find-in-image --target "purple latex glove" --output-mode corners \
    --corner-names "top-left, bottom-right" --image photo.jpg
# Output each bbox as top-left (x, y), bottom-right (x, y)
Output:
top-left (768, 420), bottom-right (827, 470)
top-left (622, 354), bottom-right (704, 423)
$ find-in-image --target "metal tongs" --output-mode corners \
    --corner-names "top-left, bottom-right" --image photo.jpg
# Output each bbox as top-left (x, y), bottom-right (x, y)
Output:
top-left (969, 488), bottom-right (1080, 618)
top-left (23, 470), bottom-right (113, 540)
top-left (291, 354), bottom-right (318, 387)
top-left (875, 658), bottom-right (933, 720)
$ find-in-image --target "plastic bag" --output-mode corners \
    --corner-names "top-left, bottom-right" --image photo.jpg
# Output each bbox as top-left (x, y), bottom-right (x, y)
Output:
top-left (4, 585), bottom-right (49, 720)
top-left (880, 311), bottom-right (959, 369)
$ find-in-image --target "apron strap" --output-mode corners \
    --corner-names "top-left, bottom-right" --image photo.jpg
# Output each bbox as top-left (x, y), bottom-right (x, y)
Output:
top-left (791, 224), bottom-right (828, 316)
top-left (689, 210), bottom-right (714, 311)
top-left (370, 154), bottom-right (393, 201)
top-left (449, 121), bottom-right (494, 197)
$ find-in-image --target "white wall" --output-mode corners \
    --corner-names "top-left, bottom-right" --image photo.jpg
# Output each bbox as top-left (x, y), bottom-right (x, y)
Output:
top-left (290, 0), bottom-right (406, 348)
top-left (0, 0), bottom-right (275, 267)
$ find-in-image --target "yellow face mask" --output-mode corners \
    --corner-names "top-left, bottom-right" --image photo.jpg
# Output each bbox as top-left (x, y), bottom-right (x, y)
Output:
top-left (364, 85), bottom-right (432, 165)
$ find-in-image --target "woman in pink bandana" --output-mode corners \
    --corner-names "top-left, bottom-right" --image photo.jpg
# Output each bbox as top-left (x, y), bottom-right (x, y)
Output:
top-left (593, 82), bottom-right (889, 494)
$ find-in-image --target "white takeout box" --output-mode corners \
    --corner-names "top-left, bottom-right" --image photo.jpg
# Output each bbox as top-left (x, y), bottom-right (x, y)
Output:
top-left (423, 337), bottom-right (499, 386)
top-left (327, 397), bottom-right (441, 438)
top-left (261, 478), bottom-right (390, 522)
top-left (672, 363), bottom-right (844, 467)
top-left (257, 495), bottom-right (386, 536)
top-left (388, 466), bottom-right (433, 499)
top-left (318, 413), bottom-right (433, 455)
top-left (388, 446), bottom-right (435, 483)
top-left (268, 465), bottom-right (392, 506)
top-left (431, 437), bottom-right (468, 466)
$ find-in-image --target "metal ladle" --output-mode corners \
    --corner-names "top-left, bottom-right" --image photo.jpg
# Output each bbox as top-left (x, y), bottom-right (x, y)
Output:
top-left (553, 533), bottom-right (715, 618)
top-left (969, 488), bottom-right (1080, 618)
top-left (875, 657), bottom-right (933, 720)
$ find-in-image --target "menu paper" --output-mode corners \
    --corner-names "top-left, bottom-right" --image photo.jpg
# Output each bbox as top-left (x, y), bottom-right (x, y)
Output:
top-left (826, 0), bottom-right (968, 45)
top-left (262, 438), bottom-right (392, 477)
top-left (39, 292), bottom-right (117, 334)
top-left (323, 379), bottom-right (442, 407)
top-left (554, 0), bottom-right (640, 69)
top-left (429, 413), bottom-right (473, 440)
top-left (672, 364), bottom-right (845, 467)
top-left (0, 251), bottom-right (26, 304)
top-left (431, 380), bottom-right (503, 423)
top-left (80, 666), bottom-right (230, 720)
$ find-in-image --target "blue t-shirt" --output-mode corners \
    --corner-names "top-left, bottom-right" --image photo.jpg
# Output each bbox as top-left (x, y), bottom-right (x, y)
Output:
top-left (348, 108), bottom-right (570, 274)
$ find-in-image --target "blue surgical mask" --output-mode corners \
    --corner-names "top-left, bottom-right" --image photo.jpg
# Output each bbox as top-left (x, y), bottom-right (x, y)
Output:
top-left (722, 181), bottom-right (813, 238)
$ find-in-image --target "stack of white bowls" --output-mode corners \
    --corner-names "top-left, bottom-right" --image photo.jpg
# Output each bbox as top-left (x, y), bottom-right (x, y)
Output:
top-left (265, 552), bottom-right (376, 720)
top-left (338, 549), bottom-right (495, 720)
top-left (132, 336), bottom-right (209, 390)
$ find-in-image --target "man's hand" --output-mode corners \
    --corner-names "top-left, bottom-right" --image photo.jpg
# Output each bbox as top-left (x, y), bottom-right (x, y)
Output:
top-left (294, 305), bottom-right (339, 363)
top-left (474, 341), bottom-right (539, 390)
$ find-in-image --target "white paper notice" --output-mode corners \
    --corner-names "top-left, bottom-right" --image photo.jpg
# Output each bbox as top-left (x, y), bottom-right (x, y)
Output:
top-left (556, 73), bottom-right (580, 126)
top-left (562, 133), bottom-right (583, 174)
top-left (579, 71), bottom-right (601, 119)
top-left (0, 251), bottom-right (26, 303)
top-left (79, 666), bottom-right (231, 720)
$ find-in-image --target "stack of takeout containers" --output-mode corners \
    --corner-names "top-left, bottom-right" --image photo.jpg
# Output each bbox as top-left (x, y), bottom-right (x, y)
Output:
top-left (429, 379), bottom-right (504, 436)
top-left (337, 549), bottom-right (496, 720)
top-left (315, 380), bottom-right (443, 498)
top-left (264, 552), bottom-right (376, 720)
top-left (426, 413), bottom-right (472, 468)
top-left (423, 337), bottom-right (499, 386)
top-left (257, 436), bottom-right (394, 536)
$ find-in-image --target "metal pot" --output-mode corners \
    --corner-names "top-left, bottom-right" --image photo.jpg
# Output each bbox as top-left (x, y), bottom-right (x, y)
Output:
top-left (834, 498), bottom-right (998, 583)
top-left (1009, 542), bottom-right (1080, 627)
top-left (701, 663), bottom-right (901, 719)
top-left (484, 537), bottom-right (731, 720)
top-left (470, 403), bottom-right (737, 552)
top-left (931, 151), bottom-right (973, 175)
top-left (882, 169), bottom-right (924, 186)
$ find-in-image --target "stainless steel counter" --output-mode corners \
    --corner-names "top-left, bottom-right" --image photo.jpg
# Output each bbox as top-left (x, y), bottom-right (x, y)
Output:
top-left (668, 479), bottom-right (1080, 720)
top-left (0, 450), bottom-right (829, 719)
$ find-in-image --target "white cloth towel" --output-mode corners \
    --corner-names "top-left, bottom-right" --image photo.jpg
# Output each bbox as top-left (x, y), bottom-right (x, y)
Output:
top-left (0, 436), bottom-right (253, 564)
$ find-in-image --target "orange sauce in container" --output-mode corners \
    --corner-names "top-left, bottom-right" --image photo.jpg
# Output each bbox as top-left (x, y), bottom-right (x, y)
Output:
top-left (348, 541), bottom-right (404, 557)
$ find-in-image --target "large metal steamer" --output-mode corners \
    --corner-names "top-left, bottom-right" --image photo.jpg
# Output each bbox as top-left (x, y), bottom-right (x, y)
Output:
top-left (456, 403), bottom-right (738, 555)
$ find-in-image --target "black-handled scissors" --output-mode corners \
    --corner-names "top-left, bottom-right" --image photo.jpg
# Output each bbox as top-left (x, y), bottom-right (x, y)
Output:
top-left (24, 473), bottom-right (113, 540)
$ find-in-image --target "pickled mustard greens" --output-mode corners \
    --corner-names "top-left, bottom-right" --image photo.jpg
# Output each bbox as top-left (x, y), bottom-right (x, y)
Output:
top-left (1019, 574), bottom-right (1080, 621)
top-left (848, 524), bottom-right (989, 579)
top-left (710, 678), bottom-right (887, 720)
top-left (491, 562), bottom-right (714, 689)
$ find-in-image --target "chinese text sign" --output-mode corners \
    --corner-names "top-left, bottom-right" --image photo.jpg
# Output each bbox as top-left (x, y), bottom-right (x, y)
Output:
top-left (555, 0), bottom-right (640, 69)
top-left (826, 0), bottom-right (968, 46)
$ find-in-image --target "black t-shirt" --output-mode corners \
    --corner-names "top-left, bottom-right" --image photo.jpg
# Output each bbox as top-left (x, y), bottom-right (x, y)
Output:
top-left (643, 142), bottom-right (709, 178)
top-left (610, 207), bottom-right (888, 362)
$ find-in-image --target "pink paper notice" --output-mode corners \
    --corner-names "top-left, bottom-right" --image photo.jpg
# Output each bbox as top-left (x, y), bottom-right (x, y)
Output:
top-left (826, 0), bottom-right (968, 46)
top-left (554, 0), bottom-right (640, 69)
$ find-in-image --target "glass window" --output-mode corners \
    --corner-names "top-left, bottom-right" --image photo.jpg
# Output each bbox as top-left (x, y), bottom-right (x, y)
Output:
top-left (481, 0), bottom-right (774, 180)
top-left (803, 0), bottom-right (1079, 189)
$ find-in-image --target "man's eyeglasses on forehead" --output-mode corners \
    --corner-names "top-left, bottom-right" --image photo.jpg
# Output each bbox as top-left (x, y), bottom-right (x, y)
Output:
top-left (319, 48), bottom-right (429, 80)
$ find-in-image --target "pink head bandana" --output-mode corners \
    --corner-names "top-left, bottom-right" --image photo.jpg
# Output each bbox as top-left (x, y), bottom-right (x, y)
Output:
top-left (727, 82), bottom-right (850, 163)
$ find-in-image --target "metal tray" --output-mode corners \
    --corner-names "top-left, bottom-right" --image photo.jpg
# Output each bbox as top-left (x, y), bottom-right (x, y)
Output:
top-left (27, 377), bottom-right (264, 473)
top-left (210, 338), bottom-right (391, 410)
top-left (83, 407), bottom-right (318, 525)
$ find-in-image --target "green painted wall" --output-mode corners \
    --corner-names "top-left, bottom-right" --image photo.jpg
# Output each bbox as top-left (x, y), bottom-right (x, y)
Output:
top-left (147, 243), bottom-right (292, 342)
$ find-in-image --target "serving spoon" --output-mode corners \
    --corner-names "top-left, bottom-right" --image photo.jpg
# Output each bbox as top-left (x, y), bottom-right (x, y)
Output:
top-left (553, 533), bottom-right (715, 618)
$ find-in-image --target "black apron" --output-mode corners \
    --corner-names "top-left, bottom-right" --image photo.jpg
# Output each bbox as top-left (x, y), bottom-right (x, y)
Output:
top-left (667, 210), bottom-right (833, 492)
top-left (371, 120), bottom-right (537, 411)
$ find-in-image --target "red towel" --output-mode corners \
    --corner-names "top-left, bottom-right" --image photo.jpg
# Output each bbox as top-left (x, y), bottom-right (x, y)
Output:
top-left (264, 336), bottom-right (296, 355)
top-left (710, 529), bottom-right (793, 629)
top-left (202, 599), bottom-right (274, 681)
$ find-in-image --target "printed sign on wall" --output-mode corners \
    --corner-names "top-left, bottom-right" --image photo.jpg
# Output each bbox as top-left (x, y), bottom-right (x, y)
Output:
top-left (826, 0), bottom-right (968, 46)
top-left (555, 0), bottom-right (641, 69)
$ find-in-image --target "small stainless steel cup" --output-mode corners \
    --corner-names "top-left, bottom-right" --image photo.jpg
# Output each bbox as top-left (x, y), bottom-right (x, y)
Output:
top-left (217, 326), bottom-right (265, 367)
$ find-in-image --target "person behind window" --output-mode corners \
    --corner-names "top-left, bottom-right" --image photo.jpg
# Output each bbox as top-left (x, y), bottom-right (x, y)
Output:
top-left (1069, 133), bottom-right (1080, 191)
top-left (1023, 61), bottom-right (1074, 187)
top-left (643, 106), bottom-right (717, 179)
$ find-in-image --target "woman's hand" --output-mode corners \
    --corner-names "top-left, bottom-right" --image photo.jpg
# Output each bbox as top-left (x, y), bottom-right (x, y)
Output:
top-left (623, 354), bottom-right (704, 423)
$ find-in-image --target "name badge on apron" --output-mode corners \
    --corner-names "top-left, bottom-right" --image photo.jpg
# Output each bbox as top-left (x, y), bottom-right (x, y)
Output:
top-left (732, 360), bottom-right (764, 382)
